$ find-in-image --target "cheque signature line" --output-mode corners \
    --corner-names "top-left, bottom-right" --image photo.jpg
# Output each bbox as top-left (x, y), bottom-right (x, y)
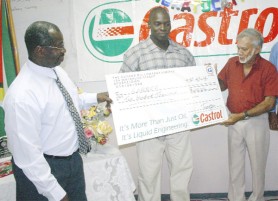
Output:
top-left (118, 98), bottom-right (222, 111)
top-left (115, 82), bottom-right (219, 103)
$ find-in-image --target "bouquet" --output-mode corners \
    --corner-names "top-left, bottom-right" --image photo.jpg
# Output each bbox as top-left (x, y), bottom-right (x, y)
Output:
top-left (81, 105), bottom-right (113, 145)
top-left (0, 160), bottom-right (13, 178)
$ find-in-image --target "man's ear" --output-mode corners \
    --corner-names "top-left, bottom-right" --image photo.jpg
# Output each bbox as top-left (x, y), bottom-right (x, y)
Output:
top-left (255, 46), bottom-right (261, 55)
top-left (34, 46), bottom-right (45, 56)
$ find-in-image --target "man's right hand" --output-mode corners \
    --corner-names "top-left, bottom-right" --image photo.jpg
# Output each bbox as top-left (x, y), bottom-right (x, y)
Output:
top-left (61, 194), bottom-right (69, 201)
top-left (269, 111), bottom-right (278, 130)
top-left (221, 113), bottom-right (244, 126)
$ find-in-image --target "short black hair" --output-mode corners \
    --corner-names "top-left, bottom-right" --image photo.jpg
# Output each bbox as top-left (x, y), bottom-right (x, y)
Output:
top-left (24, 21), bottom-right (61, 55)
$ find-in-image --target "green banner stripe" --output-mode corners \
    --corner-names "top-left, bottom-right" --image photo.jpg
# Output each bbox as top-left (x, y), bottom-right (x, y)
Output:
top-left (1, 1), bottom-right (18, 139)
top-left (0, 107), bottom-right (5, 138)
top-left (194, 51), bottom-right (270, 58)
top-left (2, 1), bottom-right (17, 87)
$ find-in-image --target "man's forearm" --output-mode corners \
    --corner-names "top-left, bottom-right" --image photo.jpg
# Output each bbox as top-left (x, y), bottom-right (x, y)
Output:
top-left (245, 96), bottom-right (276, 117)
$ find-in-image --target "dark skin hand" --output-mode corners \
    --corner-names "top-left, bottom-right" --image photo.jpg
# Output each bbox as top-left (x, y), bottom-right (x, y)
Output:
top-left (61, 194), bottom-right (69, 201)
top-left (269, 111), bottom-right (278, 130)
top-left (97, 92), bottom-right (113, 109)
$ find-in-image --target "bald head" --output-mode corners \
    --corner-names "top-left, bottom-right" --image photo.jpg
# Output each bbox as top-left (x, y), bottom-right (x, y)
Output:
top-left (25, 21), bottom-right (61, 56)
top-left (149, 7), bottom-right (170, 23)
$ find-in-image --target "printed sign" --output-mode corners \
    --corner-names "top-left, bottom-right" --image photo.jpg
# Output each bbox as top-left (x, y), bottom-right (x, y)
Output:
top-left (106, 65), bottom-right (228, 145)
top-left (73, 0), bottom-right (278, 82)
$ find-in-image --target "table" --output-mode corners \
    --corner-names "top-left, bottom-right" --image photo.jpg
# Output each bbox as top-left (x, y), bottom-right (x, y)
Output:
top-left (0, 157), bottom-right (15, 201)
top-left (83, 144), bottom-right (136, 201)
top-left (0, 144), bottom-right (136, 201)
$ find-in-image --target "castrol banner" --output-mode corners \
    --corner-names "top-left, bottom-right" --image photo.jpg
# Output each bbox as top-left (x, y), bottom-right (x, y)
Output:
top-left (73, 0), bottom-right (278, 82)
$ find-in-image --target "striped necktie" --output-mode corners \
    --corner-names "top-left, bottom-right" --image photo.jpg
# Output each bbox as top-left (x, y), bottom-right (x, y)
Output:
top-left (53, 69), bottom-right (91, 154)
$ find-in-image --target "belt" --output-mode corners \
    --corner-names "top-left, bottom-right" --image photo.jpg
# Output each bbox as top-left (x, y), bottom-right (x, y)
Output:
top-left (43, 150), bottom-right (78, 160)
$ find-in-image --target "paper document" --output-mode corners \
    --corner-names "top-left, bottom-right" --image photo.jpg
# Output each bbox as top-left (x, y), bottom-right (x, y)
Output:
top-left (106, 65), bottom-right (228, 145)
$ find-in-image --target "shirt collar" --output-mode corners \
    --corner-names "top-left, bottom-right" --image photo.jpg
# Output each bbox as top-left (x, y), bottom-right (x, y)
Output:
top-left (144, 38), bottom-right (158, 51)
top-left (146, 37), bottom-right (179, 53)
top-left (168, 40), bottom-right (183, 53)
top-left (27, 59), bottom-right (58, 79)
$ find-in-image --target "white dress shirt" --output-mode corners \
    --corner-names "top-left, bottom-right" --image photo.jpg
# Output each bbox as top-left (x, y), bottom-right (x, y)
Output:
top-left (3, 60), bottom-right (97, 201)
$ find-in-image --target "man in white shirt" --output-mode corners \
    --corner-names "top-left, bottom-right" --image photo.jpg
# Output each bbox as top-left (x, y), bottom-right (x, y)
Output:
top-left (3, 21), bottom-right (112, 201)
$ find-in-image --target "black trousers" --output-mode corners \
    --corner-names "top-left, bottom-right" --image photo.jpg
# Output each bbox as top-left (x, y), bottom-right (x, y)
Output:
top-left (12, 151), bottom-right (87, 201)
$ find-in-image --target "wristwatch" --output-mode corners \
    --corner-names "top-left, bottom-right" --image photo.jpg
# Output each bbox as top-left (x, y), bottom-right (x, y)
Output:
top-left (243, 111), bottom-right (249, 120)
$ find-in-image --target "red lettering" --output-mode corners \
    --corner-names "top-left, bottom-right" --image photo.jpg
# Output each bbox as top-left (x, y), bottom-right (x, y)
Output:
top-left (219, 3), bottom-right (239, 45)
top-left (139, 9), bottom-right (151, 41)
top-left (237, 8), bottom-right (258, 36)
top-left (194, 11), bottom-right (217, 47)
top-left (139, 6), bottom-right (278, 47)
top-left (232, 0), bottom-right (237, 6)
top-left (200, 111), bottom-right (223, 123)
top-left (200, 114), bottom-right (205, 123)
top-left (169, 13), bottom-right (195, 47)
top-left (255, 7), bottom-right (278, 43)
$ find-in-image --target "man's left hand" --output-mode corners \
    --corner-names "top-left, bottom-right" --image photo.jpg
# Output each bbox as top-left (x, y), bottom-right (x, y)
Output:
top-left (221, 113), bottom-right (244, 126)
top-left (97, 92), bottom-right (113, 108)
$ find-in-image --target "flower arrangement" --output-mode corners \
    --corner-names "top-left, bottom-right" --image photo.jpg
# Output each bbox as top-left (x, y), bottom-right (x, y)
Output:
top-left (81, 105), bottom-right (113, 145)
top-left (0, 160), bottom-right (13, 178)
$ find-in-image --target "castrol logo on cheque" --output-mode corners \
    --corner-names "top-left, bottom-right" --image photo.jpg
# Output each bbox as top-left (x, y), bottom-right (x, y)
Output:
top-left (192, 110), bottom-right (223, 125)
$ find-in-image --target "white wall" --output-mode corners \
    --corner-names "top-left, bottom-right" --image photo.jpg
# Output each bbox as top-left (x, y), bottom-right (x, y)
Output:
top-left (10, 0), bottom-right (278, 195)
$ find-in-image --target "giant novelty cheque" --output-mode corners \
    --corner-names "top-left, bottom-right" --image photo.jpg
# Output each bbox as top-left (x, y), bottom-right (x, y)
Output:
top-left (106, 65), bottom-right (228, 145)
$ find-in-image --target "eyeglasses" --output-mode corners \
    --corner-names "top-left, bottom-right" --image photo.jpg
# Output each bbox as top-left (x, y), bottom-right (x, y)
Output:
top-left (40, 45), bottom-right (66, 51)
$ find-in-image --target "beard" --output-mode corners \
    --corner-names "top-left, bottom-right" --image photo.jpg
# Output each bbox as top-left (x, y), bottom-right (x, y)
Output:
top-left (239, 49), bottom-right (255, 64)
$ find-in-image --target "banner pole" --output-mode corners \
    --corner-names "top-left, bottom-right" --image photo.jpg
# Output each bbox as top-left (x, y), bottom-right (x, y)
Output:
top-left (6, 0), bottom-right (20, 75)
